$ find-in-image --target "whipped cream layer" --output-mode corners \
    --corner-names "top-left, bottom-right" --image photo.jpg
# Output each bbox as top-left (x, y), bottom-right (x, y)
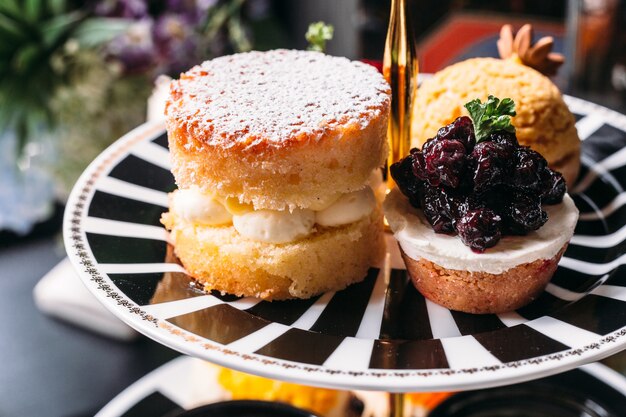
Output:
top-left (316, 188), bottom-right (376, 227)
top-left (383, 188), bottom-right (579, 274)
top-left (171, 186), bottom-right (376, 244)
top-left (233, 208), bottom-right (316, 243)
top-left (171, 187), bottom-right (232, 226)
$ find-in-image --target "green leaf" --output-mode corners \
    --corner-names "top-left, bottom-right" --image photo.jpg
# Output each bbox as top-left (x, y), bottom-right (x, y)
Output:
top-left (227, 15), bottom-right (251, 52)
top-left (0, 0), bottom-right (23, 18)
top-left (23, 0), bottom-right (42, 23)
top-left (48, 0), bottom-right (66, 15)
top-left (72, 18), bottom-right (131, 48)
top-left (12, 43), bottom-right (41, 74)
top-left (0, 13), bottom-right (28, 41)
top-left (41, 10), bottom-right (84, 47)
top-left (0, 78), bottom-right (55, 157)
top-left (305, 21), bottom-right (333, 52)
top-left (203, 0), bottom-right (245, 40)
top-left (464, 95), bottom-right (516, 143)
top-left (204, 5), bottom-right (229, 39)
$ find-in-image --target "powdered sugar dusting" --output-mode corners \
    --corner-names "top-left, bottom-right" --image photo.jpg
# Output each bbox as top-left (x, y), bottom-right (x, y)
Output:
top-left (166, 49), bottom-right (390, 149)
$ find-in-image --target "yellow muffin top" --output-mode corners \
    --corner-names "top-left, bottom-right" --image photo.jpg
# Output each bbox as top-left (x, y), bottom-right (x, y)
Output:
top-left (411, 58), bottom-right (579, 168)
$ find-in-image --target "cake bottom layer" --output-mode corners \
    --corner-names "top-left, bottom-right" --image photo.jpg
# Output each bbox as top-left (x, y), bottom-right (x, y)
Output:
top-left (161, 208), bottom-right (385, 300)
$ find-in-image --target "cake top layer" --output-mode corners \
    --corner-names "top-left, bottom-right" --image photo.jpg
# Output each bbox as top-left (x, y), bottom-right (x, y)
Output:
top-left (165, 49), bottom-right (390, 150)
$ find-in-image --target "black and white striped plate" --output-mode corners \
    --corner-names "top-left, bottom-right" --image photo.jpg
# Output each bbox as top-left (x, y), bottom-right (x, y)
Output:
top-left (65, 96), bottom-right (626, 392)
top-left (94, 356), bottom-right (626, 417)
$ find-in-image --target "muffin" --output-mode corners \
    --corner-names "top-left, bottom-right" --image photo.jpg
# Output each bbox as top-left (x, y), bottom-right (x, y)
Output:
top-left (385, 96), bottom-right (579, 314)
top-left (161, 50), bottom-right (390, 300)
top-left (411, 57), bottom-right (580, 187)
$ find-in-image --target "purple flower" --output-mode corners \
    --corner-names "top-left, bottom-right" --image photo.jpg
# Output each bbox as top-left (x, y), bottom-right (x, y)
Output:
top-left (153, 13), bottom-right (192, 44)
top-left (95, 0), bottom-right (249, 77)
top-left (153, 13), bottom-right (199, 74)
top-left (107, 19), bottom-right (157, 73)
top-left (165, 0), bottom-right (217, 25)
top-left (196, 0), bottom-right (219, 13)
top-left (95, 0), bottom-right (148, 18)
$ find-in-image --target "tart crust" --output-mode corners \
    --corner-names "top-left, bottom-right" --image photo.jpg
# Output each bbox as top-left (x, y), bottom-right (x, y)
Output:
top-left (400, 244), bottom-right (568, 314)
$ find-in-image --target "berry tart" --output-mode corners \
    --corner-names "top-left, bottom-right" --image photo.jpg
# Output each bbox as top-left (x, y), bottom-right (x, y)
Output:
top-left (384, 96), bottom-right (579, 314)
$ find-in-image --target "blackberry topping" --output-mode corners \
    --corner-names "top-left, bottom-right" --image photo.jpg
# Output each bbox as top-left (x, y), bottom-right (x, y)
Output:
top-left (456, 208), bottom-right (502, 252)
top-left (490, 130), bottom-right (518, 147)
top-left (421, 185), bottom-right (466, 233)
top-left (500, 192), bottom-right (548, 235)
top-left (512, 147), bottom-right (547, 190)
top-left (436, 116), bottom-right (476, 150)
top-left (540, 169), bottom-right (566, 205)
top-left (471, 140), bottom-right (514, 192)
top-left (390, 148), bottom-right (424, 208)
top-left (389, 96), bottom-right (567, 252)
top-left (422, 139), bottom-right (467, 188)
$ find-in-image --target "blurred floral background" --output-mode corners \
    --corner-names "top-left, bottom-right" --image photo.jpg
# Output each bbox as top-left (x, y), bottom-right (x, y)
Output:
top-left (0, 0), bottom-right (285, 235)
top-left (3, 0), bottom-right (625, 237)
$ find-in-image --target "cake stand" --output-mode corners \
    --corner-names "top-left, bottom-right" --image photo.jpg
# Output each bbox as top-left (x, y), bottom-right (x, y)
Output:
top-left (64, 96), bottom-right (626, 415)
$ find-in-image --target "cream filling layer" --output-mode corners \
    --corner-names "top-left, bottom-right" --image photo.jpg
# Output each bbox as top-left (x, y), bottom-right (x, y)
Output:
top-left (232, 208), bottom-right (316, 244)
top-left (171, 186), bottom-right (232, 225)
top-left (171, 186), bottom-right (376, 244)
top-left (383, 188), bottom-right (579, 274)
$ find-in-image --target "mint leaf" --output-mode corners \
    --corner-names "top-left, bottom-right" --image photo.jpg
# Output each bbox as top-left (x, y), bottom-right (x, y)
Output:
top-left (464, 95), bottom-right (516, 142)
top-left (305, 21), bottom-right (333, 52)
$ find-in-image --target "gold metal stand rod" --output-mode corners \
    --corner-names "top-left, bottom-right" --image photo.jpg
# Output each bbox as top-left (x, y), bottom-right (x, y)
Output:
top-left (383, 0), bottom-right (418, 191)
top-left (382, 0), bottom-right (417, 410)
top-left (389, 392), bottom-right (406, 417)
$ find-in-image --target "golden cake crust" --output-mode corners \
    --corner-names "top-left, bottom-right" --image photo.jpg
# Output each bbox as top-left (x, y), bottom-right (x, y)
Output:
top-left (165, 49), bottom-right (391, 210)
top-left (412, 58), bottom-right (580, 186)
top-left (161, 207), bottom-right (385, 300)
top-left (401, 244), bottom-right (567, 314)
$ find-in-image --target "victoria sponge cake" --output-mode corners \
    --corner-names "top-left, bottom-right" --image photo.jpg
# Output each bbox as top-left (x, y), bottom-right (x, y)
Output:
top-left (161, 50), bottom-right (390, 300)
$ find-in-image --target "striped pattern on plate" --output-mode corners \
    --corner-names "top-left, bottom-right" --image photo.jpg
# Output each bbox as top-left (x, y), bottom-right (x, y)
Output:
top-left (64, 96), bottom-right (626, 391)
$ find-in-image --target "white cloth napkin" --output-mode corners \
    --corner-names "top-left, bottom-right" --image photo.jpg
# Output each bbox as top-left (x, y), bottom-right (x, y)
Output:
top-left (33, 258), bottom-right (138, 340)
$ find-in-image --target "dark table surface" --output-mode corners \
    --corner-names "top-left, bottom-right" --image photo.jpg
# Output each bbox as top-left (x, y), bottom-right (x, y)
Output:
top-left (0, 227), bottom-right (179, 417)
